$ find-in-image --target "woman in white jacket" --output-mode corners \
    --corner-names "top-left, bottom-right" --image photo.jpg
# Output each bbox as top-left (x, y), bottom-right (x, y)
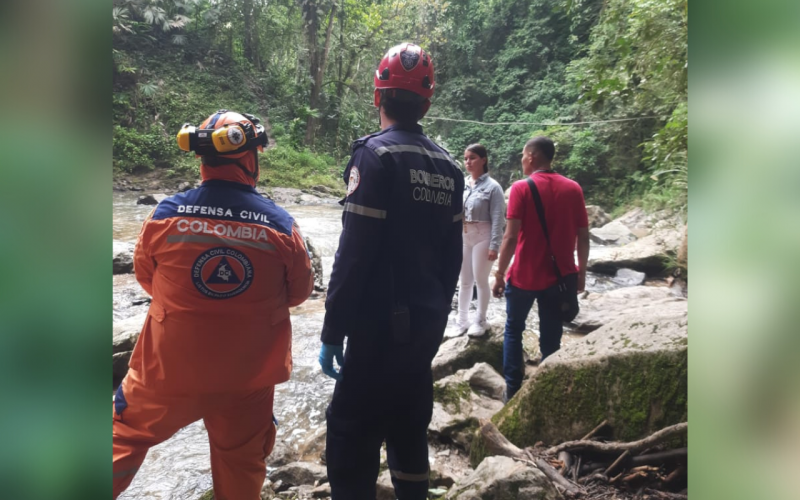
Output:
top-left (451, 144), bottom-right (506, 337)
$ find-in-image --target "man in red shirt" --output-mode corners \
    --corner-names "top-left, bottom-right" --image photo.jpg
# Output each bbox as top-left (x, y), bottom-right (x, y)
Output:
top-left (492, 136), bottom-right (590, 401)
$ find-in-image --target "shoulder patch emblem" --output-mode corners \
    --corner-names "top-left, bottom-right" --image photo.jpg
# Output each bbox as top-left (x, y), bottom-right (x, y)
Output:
top-left (347, 166), bottom-right (361, 196)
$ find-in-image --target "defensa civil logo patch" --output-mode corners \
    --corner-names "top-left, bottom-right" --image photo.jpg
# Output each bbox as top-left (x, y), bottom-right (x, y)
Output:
top-left (192, 247), bottom-right (254, 299)
top-left (400, 49), bottom-right (420, 71)
top-left (347, 166), bottom-right (360, 196)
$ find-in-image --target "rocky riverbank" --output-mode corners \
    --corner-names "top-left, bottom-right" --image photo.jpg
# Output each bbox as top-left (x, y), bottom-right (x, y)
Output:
top-left (113, 194), bottom-right (687, 499)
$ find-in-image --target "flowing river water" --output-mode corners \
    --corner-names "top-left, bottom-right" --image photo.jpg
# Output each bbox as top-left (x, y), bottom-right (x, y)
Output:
top-left (112, 190), bottom-right (621, 499)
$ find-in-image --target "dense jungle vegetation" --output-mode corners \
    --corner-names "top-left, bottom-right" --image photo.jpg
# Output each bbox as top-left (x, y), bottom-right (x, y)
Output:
top-left (112, 0), bottom-right (687, 212)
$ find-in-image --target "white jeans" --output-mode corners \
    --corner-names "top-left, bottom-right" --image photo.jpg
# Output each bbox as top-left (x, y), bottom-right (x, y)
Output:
top-left (458, 222), bottom-right (492, 327)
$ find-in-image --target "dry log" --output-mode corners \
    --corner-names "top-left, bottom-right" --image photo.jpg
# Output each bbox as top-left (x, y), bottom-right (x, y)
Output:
top-left (535, 458), bottom-right (584, 497)
top-left (604, 450), bottom-right (630, 476)
top-left (558, 451), bottom-right (573, 475)
top-left (572, 455), bottom-right (582, 482)
top-left (630, 448), bottom-right (687, 467)
top-left (663, 465), bottom-right (686, 485)
top-left (476, 419), bottom-right (527, 460)
top-left (643, 488), bottom-right (688, 500)
top-left (580, 419), bottom-right (609, 441)
top-left (545, 423), bottom-right (687, 456)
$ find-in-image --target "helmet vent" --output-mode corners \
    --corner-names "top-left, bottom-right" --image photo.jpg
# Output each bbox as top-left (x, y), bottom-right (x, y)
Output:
top-left (422, 75), bottom-right (431, 89)
top-left (380, 68), bottom-right (390, 80)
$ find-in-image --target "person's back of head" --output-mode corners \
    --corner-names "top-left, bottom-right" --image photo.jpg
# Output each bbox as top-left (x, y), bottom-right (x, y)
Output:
top-left (524, 136), bottom-right (555, 162)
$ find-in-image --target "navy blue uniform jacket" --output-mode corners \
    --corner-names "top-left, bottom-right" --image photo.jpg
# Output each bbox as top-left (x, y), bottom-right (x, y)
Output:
top-left (322, 123), bottom-right (464, 373)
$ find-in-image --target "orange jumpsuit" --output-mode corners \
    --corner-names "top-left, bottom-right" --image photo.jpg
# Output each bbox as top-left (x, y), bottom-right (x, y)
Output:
top-left (113, 160), bottom-right (313, 500)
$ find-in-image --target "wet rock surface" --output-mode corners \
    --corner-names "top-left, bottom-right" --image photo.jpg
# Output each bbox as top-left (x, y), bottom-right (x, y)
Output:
top-left (446, 456), bottom-right (563, 500)
top-left (590, 220), bottom-right (637, 245)
top-left (136, 193), bottom-right (169, 205)
top-left (432, 326), bottom-right (504, 381)
top-left (571, 286), bottom-right (685, 333)
top-left (113, 240), bottom-right (135, 275)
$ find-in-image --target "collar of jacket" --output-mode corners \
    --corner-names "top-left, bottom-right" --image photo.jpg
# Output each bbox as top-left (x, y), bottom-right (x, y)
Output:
top-left (466, 172), bottom-right (489, 190)
top-left (200, 179), bottom-right (258, 193)
top-left (383, 122), bottom-right (424, 135)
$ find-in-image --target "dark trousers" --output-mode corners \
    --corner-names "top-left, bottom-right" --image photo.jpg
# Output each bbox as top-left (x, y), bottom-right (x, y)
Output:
top-left (503, 275), bottom-right (577, 399)
top-left (326, 364), bottom-right (433, 500)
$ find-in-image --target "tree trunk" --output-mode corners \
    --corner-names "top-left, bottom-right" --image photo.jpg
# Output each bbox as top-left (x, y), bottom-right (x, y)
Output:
top-left (304, 2), bottom-right (337, 146)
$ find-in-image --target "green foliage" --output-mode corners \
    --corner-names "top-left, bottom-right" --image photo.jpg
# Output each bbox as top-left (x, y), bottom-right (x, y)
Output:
top-left (112, 124), bottom-right (175, 173)
top-left (259, 145), bottom-right (342, 191)
top-left (111, 0), bottom-right (687, 210)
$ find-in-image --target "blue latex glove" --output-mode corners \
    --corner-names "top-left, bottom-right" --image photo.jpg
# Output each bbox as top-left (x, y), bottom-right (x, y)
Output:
top-left (318, 343), bottom-right (344, 380)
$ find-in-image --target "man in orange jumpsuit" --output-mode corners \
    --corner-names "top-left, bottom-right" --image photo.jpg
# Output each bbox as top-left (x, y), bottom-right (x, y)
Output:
top-left (113, 110), bottom-right (313, 499)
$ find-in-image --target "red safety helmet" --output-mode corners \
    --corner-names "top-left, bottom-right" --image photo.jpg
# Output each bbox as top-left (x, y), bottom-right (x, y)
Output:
top-left (374, 43), bottom-right (435, 100)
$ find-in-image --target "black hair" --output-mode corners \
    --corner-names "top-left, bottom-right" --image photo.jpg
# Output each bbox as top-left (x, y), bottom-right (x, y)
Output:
top-left (524, 136), bottom-right (555, 161)
top-left (465, 143), bottom-right (489, 173)
top-left (380, 89), bottom-right (427, 125)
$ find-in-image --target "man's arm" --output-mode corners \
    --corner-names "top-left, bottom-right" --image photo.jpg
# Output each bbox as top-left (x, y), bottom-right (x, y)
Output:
top-left (492, 219), bottom-right (521, 298)
top-left (321, 146), bottom-right (388, 346)
top-left (133, 210), bottom-right (156, 296)
top-left (286, 224), bottom-right (314, 307)
top-left (576, 227), bottom-right (590, 293)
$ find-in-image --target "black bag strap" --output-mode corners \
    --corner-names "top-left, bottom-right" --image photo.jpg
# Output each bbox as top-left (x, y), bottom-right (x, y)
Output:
top-left (526, 176), bottom-right (563, 280)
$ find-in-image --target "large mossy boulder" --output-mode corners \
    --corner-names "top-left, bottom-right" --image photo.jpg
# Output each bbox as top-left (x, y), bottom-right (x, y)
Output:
top-left (491, 306), bottom-right (687, 449)
top-left (429, 363), bottom-right (505, 449)
top-left (432, 326), bottom-right (504, 381)
top-left (445, 456), bottom-right (563, 500)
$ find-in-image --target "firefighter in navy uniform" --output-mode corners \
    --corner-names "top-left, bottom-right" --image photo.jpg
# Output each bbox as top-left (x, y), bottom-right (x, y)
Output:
top-left (317, 43), bottom-right (464, 500)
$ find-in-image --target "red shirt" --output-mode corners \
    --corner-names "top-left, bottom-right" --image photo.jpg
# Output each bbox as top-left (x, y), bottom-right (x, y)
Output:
top-left (506, 171), bottom-right (588, 291)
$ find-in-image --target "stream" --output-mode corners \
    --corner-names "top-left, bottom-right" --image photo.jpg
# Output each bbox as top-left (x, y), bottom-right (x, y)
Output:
top-left (113, 190), bottom-right (622, 499)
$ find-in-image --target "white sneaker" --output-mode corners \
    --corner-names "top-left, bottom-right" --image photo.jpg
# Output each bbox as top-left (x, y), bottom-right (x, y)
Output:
top-left (467, 320), bottom-right (488, 338)
top-left (444, 322), bottom-right (469, 338)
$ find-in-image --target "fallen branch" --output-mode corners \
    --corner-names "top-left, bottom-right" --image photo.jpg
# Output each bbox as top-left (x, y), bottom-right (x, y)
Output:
top-left (642, 488), bottom-right (688, 499)
top-left (604, 450), bottom-right (630, 476)
top-left (535, 458), bottom-right (584, 497)
top-left (630, 448), bottom-right (687, 467)
top-left (558, 451), bottom-right (573, 475)
top-left (545, 423), bottom-right (687, 456)
top-left (580, 419), bottom-right (608, 441)
top-left (476, 419), bottom-right (527, 460)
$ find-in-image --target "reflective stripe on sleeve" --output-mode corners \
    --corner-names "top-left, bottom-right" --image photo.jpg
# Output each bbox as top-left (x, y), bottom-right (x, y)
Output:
top-left (390, 469), bottom-right (429, 482)
top-left (166, 235), bottom-right (276, 251)
top-left (374, 144), bottom-right (459, 169)
top-left (453, 212), bottom-right (463, 222)
top-left (343, 202), bottom-right (387, 219)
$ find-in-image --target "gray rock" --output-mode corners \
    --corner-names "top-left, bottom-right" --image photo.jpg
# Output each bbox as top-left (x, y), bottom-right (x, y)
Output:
top-left (445, 456), bottom-right (562, 500)
top-left (298, 426), bottom-right (327, 463)
top-left (177, 181), bottom-right (192, 192)
top-left (113, 240), bottom-right (135, 275)
top-left (269, 462), bottom-right (328, 488)
top-left (571, 286), bottom-right (685, 333)
top-left (268, 438), bottom-right (300, 467)
top-left (585, 205), bottom-right (612, 229)
top-left (113, 313), bottom-right (146, 381)
top-left (429, 364), bottom-right (505, 449)
top-left (432, 325), bottom-right (504, 381)
top-left (611, 268), bottom-right (647, 287)
top-left (311, 482), bottom-right (331, 498)
top-left (136, 193), bottom-right (169, 205)
top-left (305, 237), bottom-right (325, 292)
top-left (270, 188), bottom-right (304, 206)
top-left (492, 305), bottom-right (688, 447)
top-left (113, 313), bottom-right (146, 354)
top-left (376, 470), bottom-right (395, 500)
top-left (588, 228), bottom-right (682, 276)
top-left (590, 220), bottom-right (637, 245)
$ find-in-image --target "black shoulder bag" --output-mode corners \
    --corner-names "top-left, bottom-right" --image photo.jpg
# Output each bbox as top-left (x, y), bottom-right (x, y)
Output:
top-left (526, 176), bottom-right (580, 322)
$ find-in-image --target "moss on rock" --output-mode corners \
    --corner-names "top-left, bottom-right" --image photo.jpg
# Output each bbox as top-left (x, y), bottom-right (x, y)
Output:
top-left (493, 348), bottom-right (687, 446)
top-left (433, 380), bottom-right (472, 413)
